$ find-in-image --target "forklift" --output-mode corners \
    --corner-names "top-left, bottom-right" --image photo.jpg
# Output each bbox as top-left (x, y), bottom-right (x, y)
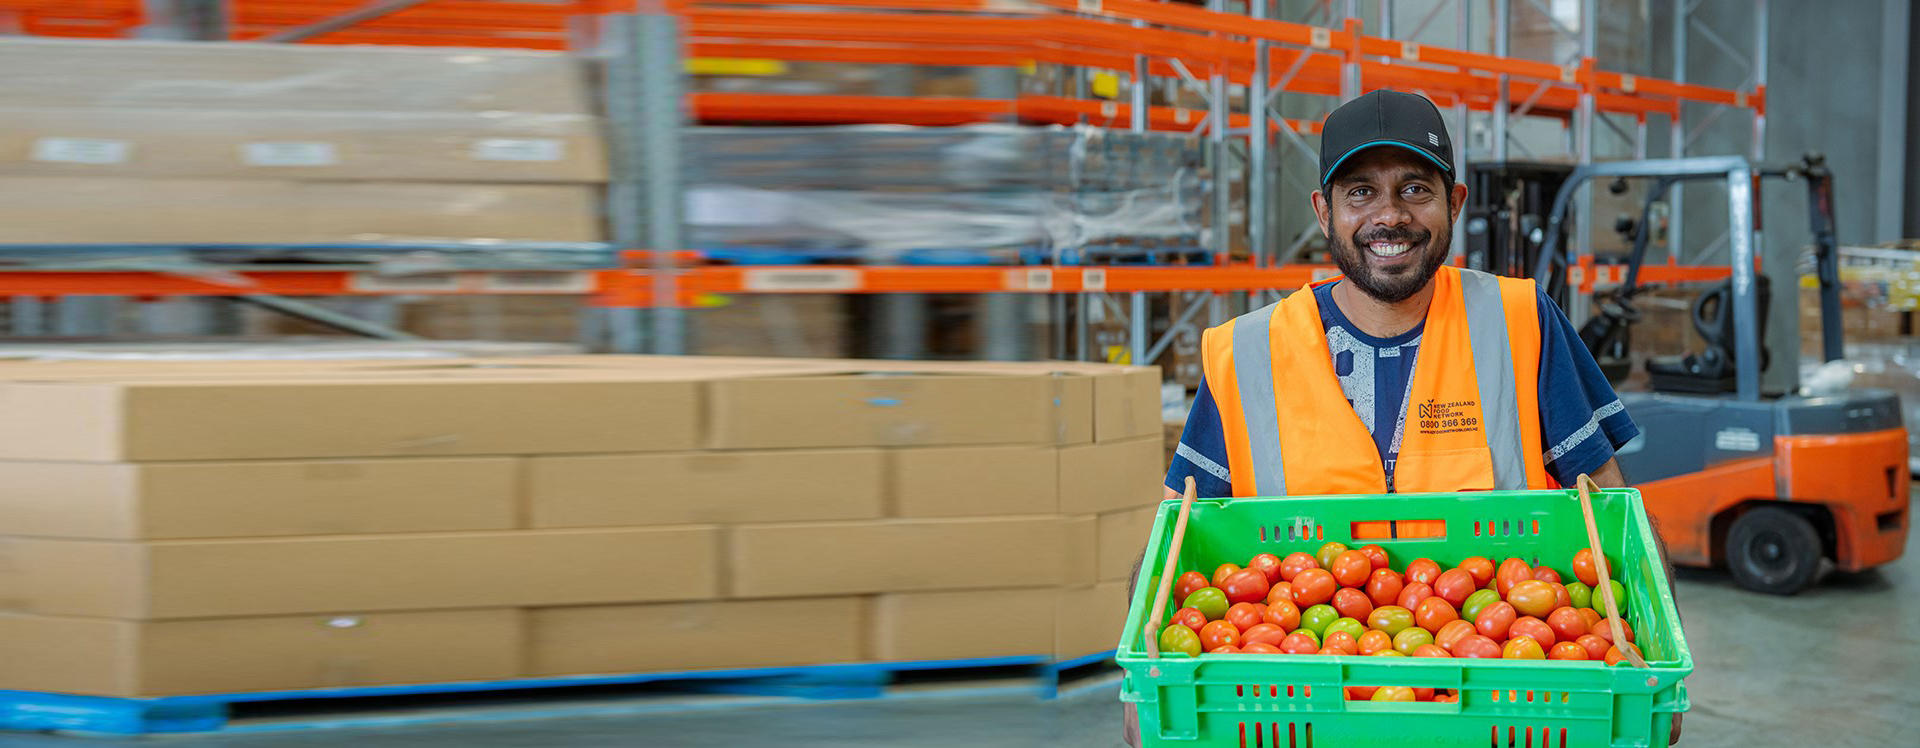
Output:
top-left (1498, 154), bottom-right (1909, 594)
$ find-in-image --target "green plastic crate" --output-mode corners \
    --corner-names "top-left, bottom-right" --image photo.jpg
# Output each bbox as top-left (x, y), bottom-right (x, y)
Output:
top-left (1118, 489), bottom-right (1691, 748)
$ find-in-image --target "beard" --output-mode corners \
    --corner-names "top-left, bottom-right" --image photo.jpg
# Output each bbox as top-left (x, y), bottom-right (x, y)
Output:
top-left (1325, 207), bottom-right (1452, 304)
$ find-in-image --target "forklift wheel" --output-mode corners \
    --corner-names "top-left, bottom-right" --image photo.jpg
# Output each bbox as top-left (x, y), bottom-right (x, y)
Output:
top-left (1725, 506), bottom-right (1822, 595)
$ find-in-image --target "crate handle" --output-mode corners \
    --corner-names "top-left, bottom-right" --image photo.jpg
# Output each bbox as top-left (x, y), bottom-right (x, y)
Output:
top-left (1576, 473), bottom-right (1649, 668)
top-left (1145, 476), bottom-right (1198, 659)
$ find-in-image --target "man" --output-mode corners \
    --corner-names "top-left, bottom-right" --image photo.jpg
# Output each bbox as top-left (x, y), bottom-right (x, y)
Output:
top-left (1125, 90), bottom-right (1674, 745)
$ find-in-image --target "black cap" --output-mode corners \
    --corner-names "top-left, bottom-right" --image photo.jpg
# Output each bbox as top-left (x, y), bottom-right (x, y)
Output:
top-left (1318, 90), bottom-right (1454, 186)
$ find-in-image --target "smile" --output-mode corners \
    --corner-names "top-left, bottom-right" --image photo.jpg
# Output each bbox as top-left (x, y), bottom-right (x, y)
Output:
top-left (1368, 241), bottom-right (1416, 258)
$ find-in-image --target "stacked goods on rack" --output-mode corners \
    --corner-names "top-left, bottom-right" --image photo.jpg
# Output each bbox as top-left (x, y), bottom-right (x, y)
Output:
top-left (0, 355), bottom-right (1163, 697)
top-left (0, 38), bottom-right (603, 247)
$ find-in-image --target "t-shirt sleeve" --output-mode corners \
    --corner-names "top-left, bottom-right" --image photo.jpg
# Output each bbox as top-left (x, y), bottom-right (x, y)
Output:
top-left (1165, 379), bottom-right (1235, 498)
top-left (1535, 291), bottom-right (1641, 485)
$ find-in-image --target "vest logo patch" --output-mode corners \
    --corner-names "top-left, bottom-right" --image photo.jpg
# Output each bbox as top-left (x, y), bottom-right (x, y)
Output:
top-left (1417, 399), bottom-right (1480, 435)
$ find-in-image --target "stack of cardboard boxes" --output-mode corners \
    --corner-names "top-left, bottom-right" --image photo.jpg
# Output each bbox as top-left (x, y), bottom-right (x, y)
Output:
top-left (0, 355), bottom-right (1164, 697)
top-left (0, 39), bottom-right (603, 243)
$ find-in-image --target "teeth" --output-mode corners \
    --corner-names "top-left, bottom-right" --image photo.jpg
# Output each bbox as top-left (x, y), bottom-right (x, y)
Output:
top-left (1369, 242), bottom-right (1411, 257)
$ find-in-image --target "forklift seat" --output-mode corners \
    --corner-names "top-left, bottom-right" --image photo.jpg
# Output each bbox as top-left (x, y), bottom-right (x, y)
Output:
top-left (1646, 276), bottom-right (1771, 394)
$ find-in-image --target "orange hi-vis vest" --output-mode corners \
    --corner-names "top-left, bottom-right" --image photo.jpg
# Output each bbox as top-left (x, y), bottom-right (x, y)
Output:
top-left (1201, 266), bottom-right (1556, 498)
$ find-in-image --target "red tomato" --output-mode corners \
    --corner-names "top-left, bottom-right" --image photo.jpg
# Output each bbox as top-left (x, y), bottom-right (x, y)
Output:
top-left (1550, 583), bottom-right (1573, 611)
top-left (1502, 636), bottom-right (1546, 659)
top-left (1496, 558), bottom-right (1533, 597)
top-left (1548, 642), bottom-right (1588, 660)
top-left (1413, 687), bottom-right (1436, 701)
top-left (1291, 568), bottom-right (1337, 607)
top-left (1432, 692), bottom-right (1458, 703)
top-left (1451, 634), bottom-right (1501, 659)
top-left (1331, 550), bottom-right (1373, 588)
top-left (1332, 588), bottom-right (1375, 621)
top-left (1574, 634), bottom-right (1611, 661)
top-left (1546, 607), bottom-right (1587, 642)
top-left (1412, 643), bottom-right (1452, 658)
top-left (1212, 563), bottom-right (1243, 588)
top-left (1406, 558), bottom-right (1443, 586)
top-left (1474, 601), bottom-right (1516, 641)
top-left (1591, 617), bottom-right (1635, 644)
top-left (1241, 623), bottom-right (1288, 647)
top-left (1316, 645), bottom-right (1345, 655)
top-left (1431, 568), bottom-right (1476, 608)
top-left (1434, 619), bottom-right (1476, 652)
top-left (1278, 552), bottom-right (1319, 581)
top-left (1225, 602), bottom-right (1266, 632)
top-left (1249, 553), bottom-right (1285, 584)
top-left (1262, 600), bottom-right (1300, 631)
top-left (1173, 571), bottom-right (1211, 603)
top-left (1570, 548), bottom-right (1602, 587)
top-left (1577, 608), bottom-right (1603, 630)
top-left (1199, 620), bottom-right (1241, 650)
top-left (1324, 630), bottom-right (1360, 655)
top-left (1532, 566), bottom-right (1563, 584)
top-left (1264, 581), bottom-right (1294, 606)
top-left (1173, 607), bottom-right (1208, 634)
top-left (1279, 632), bottom-right (1320, 655)
top-left (1209, 645), bottom-right (1242, 654)
top-left (1242, 642), bottom-right (1283, 654)
top-left (1397, 582), bottom-right (1434, 611)
top-left (1359, 544), bottom-right (1390, 570)
top-left (1459, 556), bottom-right (1496, 588)
top-left (1346, 685), bottom-right (1378, 701)
top-left (1509, 616), bottom-right (1556, 649)
top-left (1356, 629), bottom-right (1393, 655)
top-left (1414, 596), bottom-right (1459, 631)
top-left (1604, 641), bottom-right (1642, 666)
top-left (1365, 568), bottom-right (1405, 608)
top-left (1506, 580), bottom-right (1558, 618)
top-left (1221, 569), bottom-right (1272, 605)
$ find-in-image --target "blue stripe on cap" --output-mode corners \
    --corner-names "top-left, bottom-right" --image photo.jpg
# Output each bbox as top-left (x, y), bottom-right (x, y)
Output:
top-left (1321, 139), bottom-right (1452, 184)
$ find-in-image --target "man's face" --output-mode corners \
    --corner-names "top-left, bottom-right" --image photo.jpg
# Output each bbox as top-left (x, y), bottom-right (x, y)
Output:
top-left (1311, 148), bottom-right (1467, 304)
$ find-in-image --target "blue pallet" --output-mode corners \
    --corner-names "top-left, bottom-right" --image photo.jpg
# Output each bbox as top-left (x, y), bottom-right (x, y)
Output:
top-left (0, 651), bottom-right (1116, 736)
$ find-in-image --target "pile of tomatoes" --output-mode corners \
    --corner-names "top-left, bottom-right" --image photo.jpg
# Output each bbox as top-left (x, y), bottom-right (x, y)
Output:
top-left (1154, 542), bottom-right (1645, 703)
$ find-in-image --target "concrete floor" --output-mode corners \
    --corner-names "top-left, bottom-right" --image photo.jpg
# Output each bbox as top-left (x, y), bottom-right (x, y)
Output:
top-left (2, 507), bottom-right (1913, 748)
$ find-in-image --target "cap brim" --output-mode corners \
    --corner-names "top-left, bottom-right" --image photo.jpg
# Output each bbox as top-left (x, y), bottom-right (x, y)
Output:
top-left (1321, 140), bottom-right (1452, 185)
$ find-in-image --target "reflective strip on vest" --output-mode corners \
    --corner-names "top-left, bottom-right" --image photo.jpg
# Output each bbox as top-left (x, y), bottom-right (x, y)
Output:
top-left (1458, 269), bottom-right (1528, 490)
top-left (1230, 302), bottom-right (1286, 496)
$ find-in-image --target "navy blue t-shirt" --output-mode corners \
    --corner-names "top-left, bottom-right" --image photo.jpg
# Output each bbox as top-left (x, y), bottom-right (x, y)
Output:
top-left (1166, 281), bottom-right (1638, 496)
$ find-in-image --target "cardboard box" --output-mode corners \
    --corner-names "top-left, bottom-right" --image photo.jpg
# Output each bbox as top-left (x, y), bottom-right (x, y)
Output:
top-left (0, 609), bottom-right (521, 697)
top-left (0, 177), bottom-right (602, 244)
top-left (0, 457), bottom-right (518, 539)
top-left (704, 372), bottom-right (1065, 449)
top-left (0, 39), bottom-right (592, 114)
top-left (891, 445), bottom-right (1058, 518)
top-left (0, 527), bottom-right (719, 619)
top-left (727, 517), bottom-right (1074, 597)
top-left (1055, 581), bottom-right (1128, 660)
top-left (1061, 515), bottom-right (1098, 586)
top-left (1096, 369), bottom-right (1165, 442)
top-left (527, 597), bottom-right (865, 676)
top-left (872, 588), bottom-right (1054, 661)
top-left (0, 108), bottom-right (607, 183)
top-left (0, 373), bottom-right (697, 461)
top-left (1096, 507), bottom-right (1157, 583)
top-left (527, 449), bottom-right (885, 528)
top-left (1058, 436), bottom-right (1167, 515)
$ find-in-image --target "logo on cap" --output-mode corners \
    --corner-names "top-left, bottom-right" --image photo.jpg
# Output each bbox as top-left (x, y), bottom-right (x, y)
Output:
top-left (1428, 133), bottom-right (1440, 146)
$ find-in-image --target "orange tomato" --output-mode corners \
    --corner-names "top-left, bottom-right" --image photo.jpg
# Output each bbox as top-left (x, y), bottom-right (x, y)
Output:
top-left (1396, 582), bottom-right (1434, 611)
top-left (1434, 619), bottom-right (1476, 652)
top-left (1412, 643), bottom-right (1452, 658)
top-left (1262, 599), bottom-right (1300, 631)
top-left (1317, 645), bottom-right (1345, 655)
top-left (1264, 581), bottom-right (1294, 607)
top-left (1209, 645), bottom-right (1242, 654)
top-left (1547, 607), bottom-right (1588, 642)
top-left (1509, 616), bottom-right (1556, 649)
top-left (1604, 641), bottom-right (1643, 666)
top-left (1452, 634), bottom-right (1502, 659)
top-left (1278, 552), bottom-right (1319, 581)
top-left (1225, 602), bottom-right (1267, 632)
top-left (1506, 580), bottom-right (1558, 618)
top-left (1372, 686), bottom-right (1417, 702)
top-left (1241, 623), bottom-right (1288, 647)
top-left (1414, 596), bottom-right (1460, 631)
top-left (1325, 630), bottom-right (1360, 655)
top-left (1502, 636), bottom-right (1546, 659)
top-left (1279, 631), bottom-right (1320, 655)
top-left (1574, 634), bottom-right (1611, 661)
top-left (1173, 607), bottom-right (1208, 634)
top-left (1591, 617), bottom-right (1635, 645)
top-left (1242, 642), bottom-right (1283, 654)
top-left (1291, 568), bottom-right (1338, 607)
top-left (1570, 548), bottom-right (1602, 587)
top-left (1332, 587), bottom-right (1375, 621)
top-left (1357, 629), bottom-right (1394, 655)
top-left (1496, 558), bottom-right (1533, 597)
top-left (1199, 620), bottom-right (1241, 650)
top-left (1459, 556), bottom-right (1496, 588)
top-left (1366, 568), bottom-right (1405, 608)
top-left (1331, 550), bottom-right (1374, 587)
top-left (1474, 601), bottom-right (1516, 641)
top-left (1359, 544), bottom-right (1390, 570)
top-left (1406, 558), bottom-right (1443, 586)
top-left (1173, 571), bottom-right (1210, 603)
top-left (1577, 608), bottom-right (1603, 630)
top-left (1548, 642), bottom-right (1588, 660)
top-left (1212, 563), bottom-right (1242, 588)
top-left (1432, 692), bottom-right (1458, 703)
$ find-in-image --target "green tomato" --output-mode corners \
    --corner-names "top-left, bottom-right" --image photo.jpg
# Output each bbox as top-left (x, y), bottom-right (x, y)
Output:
top-left (1316, 542), bottom-right (1351, 570)
top-left (1588, 580), bottom-right (1628, 613)
top-left (1300, 604), bottom-right (1340, 637)
top-left (1183, 587), bottom-right (1230, 621)
top-left (1159, 623), bottom-right (1202, 657)
top-left (1366, 605), bottom-right (1415, 637)
top-left (1461, 589), bottom-right (1501, 621)
top-left (1325, 617), bottom-right (1368, 642)
top-left (1392, 626), bottom-right (1434, 656)
top-left (1565, 581), bottom-right (1593, 611)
